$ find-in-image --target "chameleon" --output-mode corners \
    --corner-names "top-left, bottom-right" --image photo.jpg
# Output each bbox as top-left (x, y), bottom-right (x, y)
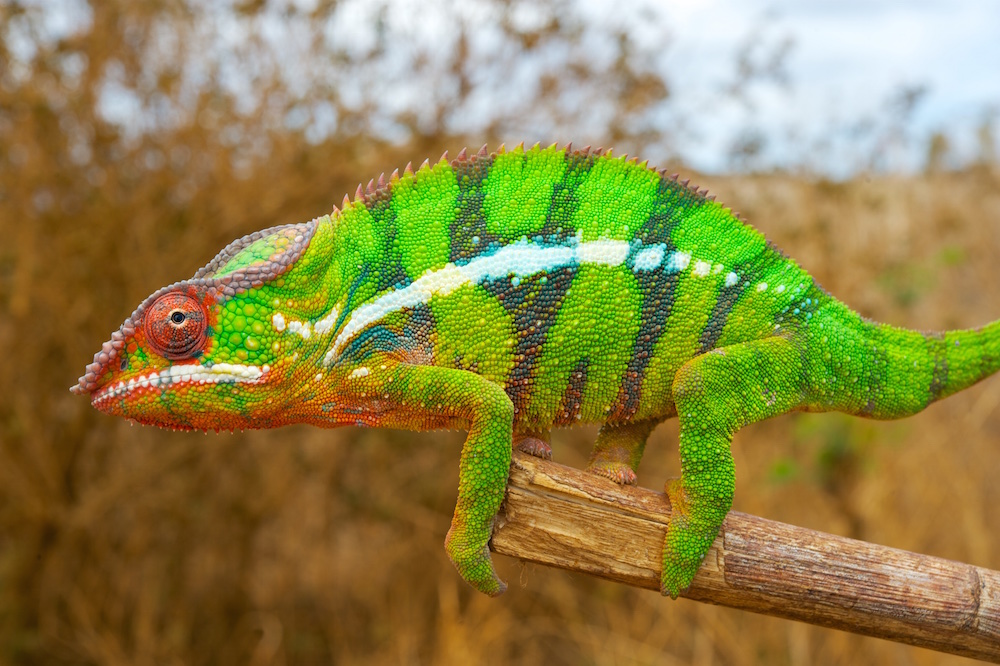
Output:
top-left (72, 143), bottom-right (1000, 598)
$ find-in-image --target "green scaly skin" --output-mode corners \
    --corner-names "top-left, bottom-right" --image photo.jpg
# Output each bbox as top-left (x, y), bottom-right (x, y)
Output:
top-left (73, 143), bottom-right (1000, 598)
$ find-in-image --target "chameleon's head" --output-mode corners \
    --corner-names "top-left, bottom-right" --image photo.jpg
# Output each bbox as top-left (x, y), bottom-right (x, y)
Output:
top-left (72, 218), bottom-right (336, 430)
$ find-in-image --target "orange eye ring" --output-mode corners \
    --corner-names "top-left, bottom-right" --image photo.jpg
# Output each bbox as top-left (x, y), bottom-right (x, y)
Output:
top-left (143, 292), bottom-right (208, 359)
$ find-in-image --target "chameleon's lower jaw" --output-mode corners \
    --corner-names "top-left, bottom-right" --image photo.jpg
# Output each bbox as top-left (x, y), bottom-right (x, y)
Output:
top-left (88, 361), bottom-right (275, 430)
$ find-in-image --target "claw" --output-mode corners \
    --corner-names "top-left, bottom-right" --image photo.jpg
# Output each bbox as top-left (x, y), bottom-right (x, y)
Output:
top-left (587, 462), bottom-right (637, 485)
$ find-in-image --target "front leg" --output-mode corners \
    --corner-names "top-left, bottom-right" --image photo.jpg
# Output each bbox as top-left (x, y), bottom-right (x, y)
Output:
top-left (355, 361), bottom-right (514, 596)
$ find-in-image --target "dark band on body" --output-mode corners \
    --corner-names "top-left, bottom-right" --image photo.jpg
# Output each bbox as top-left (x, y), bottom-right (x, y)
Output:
top-left (536, 150), bottom-right (597, 242)
top-left (483, 266), bottom-right (576, 415)
top-left (556, 358), bottom-right (589, 426)
top-left (610, 265), bottom-right (681, 420)
top-left (366, 196), bottom-right (411, 294)
top-left (450, 153), bottom-right (500, 264)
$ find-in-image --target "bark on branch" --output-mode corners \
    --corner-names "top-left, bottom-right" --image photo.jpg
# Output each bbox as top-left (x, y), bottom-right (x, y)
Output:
top-left (491, 452), bottom-right (1000, 663)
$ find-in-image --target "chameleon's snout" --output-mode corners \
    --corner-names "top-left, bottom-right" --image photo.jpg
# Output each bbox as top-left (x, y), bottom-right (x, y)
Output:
top-left (72, 322), bottom-right (136, 396)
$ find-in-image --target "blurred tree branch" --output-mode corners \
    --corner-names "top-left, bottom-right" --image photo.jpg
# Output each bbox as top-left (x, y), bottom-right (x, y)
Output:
top-left (493, 452), bottom-right (1000, 663)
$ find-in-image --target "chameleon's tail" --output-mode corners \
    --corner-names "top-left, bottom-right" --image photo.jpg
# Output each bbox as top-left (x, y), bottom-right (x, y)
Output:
top-left (806, 303), bottom-right (1000, 419)
top-left (932, 318), bottom-right (1000, 403)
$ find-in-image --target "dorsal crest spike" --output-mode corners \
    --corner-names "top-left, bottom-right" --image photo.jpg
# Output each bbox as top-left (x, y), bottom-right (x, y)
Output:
top-left (439, 150), bottom-right (449, 162)
top-left (355, 184), bottom-right (365, 200)
top-left (563, 141), bottom-right (573, 153)
top-left (331, 204), bottom-right (340, 214)
top-left (419, 158), bottom-right (430, 169)
top-left (477, 144), bottom-right (488, 158)
top-left (670, 173), bottom-right (680, 180)
top-left (707, 194), bottom-right (717, 202)
top-left (531, 141), bottom-right (540, 150)
top-left (497, 143), bottom-right (506, 154)
top-left (365, 179), bottom-right (376, 195)
top-left (404, 162), bottom-right (414, 175)
top-left (515, 141), bottom-right (525, 153)
top-left (680, 179), bottom-right (690, 187)
top-left (638, 159), bottom-right (648, 168)
top-left (377, 173), bottom-right (387, 189)
top-left (390, 168), bottom-right (400, 182)
top-left (547, 142), bottom-right (557, 150)
top-left (342, 194), bottom-right (351, 208)
top-left (457, 147), bottom-right (468, 160)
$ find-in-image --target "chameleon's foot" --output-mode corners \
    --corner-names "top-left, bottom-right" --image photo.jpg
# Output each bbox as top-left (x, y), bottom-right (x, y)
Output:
top-left (586, 461), bottom-right (637, 485)
top-left (515, 435), bottom-right (552, 460)
top-left (660, 478), bottom-right (719, 599)
top-left (445, 525), bottom-right (507, 597)
top-left (585, 420), bottom-right (652, 485)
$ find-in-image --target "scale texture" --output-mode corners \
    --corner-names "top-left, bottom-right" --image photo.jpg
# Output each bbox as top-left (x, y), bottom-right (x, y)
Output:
top-left (73, 144), bottom-right (1000, 597)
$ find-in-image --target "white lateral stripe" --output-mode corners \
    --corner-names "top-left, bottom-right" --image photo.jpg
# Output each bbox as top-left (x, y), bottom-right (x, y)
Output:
top-left (325, 239), bottom-right (731, 365)
top-left (664, 251), bottom-right (691, 273)
top-left (287, 320), bottom-right (312, 339)
top-left (632, 244), bottom-right (665, 271)
top-left (576, 239), bottom-right (630, 266)
top-left (314, 306), bottom-right (340, 335)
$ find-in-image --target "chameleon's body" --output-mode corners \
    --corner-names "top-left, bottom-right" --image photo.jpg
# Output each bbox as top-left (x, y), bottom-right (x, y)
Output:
top-left (73, 144), bottom-right (1000, 598)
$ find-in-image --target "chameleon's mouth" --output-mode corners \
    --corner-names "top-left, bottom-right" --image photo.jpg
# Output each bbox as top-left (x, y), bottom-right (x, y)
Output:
top-left (90, 362), bottom-right (269, 407)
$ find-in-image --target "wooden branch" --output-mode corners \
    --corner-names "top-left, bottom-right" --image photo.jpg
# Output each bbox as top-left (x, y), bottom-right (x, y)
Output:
top-left (491, 452), bottom-right (1000, 663)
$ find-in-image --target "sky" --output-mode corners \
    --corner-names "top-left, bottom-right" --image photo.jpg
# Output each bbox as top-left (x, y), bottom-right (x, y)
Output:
top-left (629, 0), bottom-right (1000, 172)
top-left (9, 0), bottom-right (1000, 175)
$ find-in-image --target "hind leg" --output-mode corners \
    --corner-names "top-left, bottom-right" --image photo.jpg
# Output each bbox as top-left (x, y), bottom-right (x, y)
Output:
top-left (662, 336), bottom-right (807, 598)
top-left (586, 419), bottom-right (659, 484)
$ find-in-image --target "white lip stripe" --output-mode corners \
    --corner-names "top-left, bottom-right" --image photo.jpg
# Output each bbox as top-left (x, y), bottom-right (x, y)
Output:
top-left (91, 362), bottom-right (266, 404)
top-left (324, 239), bottom-right (730, 366)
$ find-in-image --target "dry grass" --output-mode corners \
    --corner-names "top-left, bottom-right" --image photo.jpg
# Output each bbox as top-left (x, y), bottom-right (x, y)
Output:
top-left (1, 141), bottom-right (999, 664)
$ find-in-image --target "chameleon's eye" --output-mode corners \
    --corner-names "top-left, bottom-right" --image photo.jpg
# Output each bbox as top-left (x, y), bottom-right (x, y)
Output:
top-left (143, 292), bottom-right (208, 360)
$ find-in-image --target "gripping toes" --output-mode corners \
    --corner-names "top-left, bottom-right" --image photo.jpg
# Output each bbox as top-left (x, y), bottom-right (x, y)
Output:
top-left (585, 420), bottom-right (656, 485)
top-left (588, 460), bottom-right (638, 485)
top-left (515, 435), bottom-right (552, 460)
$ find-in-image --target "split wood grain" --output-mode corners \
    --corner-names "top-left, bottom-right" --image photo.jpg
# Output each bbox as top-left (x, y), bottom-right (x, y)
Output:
top-left (491, 452), bottom-right (1000, 662)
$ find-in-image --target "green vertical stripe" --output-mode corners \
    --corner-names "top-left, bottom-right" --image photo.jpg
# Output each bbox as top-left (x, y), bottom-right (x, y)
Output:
top-left (391, 159), bottom-right (460, 278)
top-left (570, 156), bottom-right (660, 240)
top-left (528, 265), bottom-right (642, 422)
top-left (483, 146), bottom-right (567, 240)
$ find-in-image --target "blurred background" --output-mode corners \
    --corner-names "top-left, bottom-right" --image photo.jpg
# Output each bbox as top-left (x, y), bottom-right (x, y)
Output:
top-left (1, 0), bottom-right (999, 663)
